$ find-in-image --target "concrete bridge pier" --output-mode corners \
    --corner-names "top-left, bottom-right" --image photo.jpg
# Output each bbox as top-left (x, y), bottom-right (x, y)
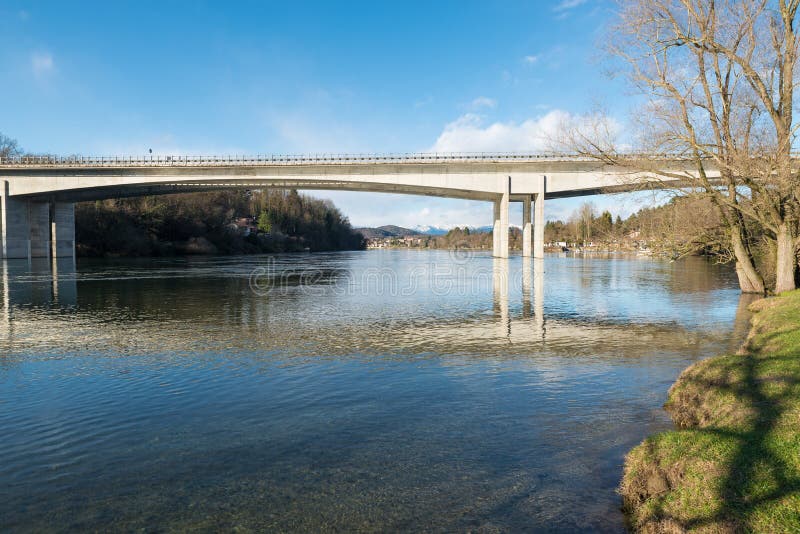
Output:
top-left (522, 196), bottom-right (533, 258)
top-left (51, 202), bottom-right (76, 259)
top-left (534, 190), bottom-right (544, 259)
top-left (493, 177), bottom-right (510, 258)
top-left (1, 181), bottom-right (75, 260)
top-left (2, 181), bottom-right (33, 259)
top-left (522, 194), bottom-right (548, 258)
top-left (496, 176), bottom-right (545, 258)
top-left (28, 202), bottom-right (51, 259)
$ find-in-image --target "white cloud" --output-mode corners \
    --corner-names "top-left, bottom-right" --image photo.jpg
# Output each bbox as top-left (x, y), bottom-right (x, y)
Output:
top-left (429, 110), bottom-right (574, 153)
top-left (554, 0), bottom-right (587, 11)
top-left (31, 52), bottom-right (54, 76)
top-left (470, 96), bottom-right (497, 109)
top-left (429, 109), bottom-right (622, 153)
top-left (523, 55), bottom-right (540, 64)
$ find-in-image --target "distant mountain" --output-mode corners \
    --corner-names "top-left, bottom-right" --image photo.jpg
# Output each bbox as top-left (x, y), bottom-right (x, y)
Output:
top-left (411, 225), bottom-right (449, 236)
top-left (356, 225), bottom-right (423, 239)
top-left (357, 224), bottom-right (515, 239)
top-left (413, 224), bottom-right (513, 235)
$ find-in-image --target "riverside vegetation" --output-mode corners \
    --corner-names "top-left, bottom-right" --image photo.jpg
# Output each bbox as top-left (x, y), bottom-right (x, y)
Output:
top-left (621, 290), bottom-right (800, 532)
top-left (565, 0), bottom-right (800, 295)
top-left (76, 189), bottom-right (365, 257)
top-left (367, 196), bottom-right (793, 283)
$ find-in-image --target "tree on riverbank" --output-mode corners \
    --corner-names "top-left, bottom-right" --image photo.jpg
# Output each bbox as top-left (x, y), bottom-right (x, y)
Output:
top-left (543, 196), bottom-right (730, 256)
top-left (563, 0), bottom-right (800, 294)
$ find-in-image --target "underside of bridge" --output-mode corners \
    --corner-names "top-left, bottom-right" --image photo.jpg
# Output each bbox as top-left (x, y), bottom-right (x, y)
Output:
top-left (0, 180), bottom-right (545, 261)
top-left (2, 152), bottom-right (700, 261)
top-left (0, 152), bottom-right (716, 262)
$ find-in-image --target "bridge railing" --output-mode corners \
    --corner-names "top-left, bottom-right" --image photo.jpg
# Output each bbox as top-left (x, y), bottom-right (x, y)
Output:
top-left (0, 152), bottom-right (691, 167)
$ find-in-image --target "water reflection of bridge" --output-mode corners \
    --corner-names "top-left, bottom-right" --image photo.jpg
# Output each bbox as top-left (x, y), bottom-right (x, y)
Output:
top-left (0, 256), bottom-right (756, 359)
top-left (0, 258), bottom-right (76, 341)
top-left (0, 257), bottom-right (544, 343)
top-left (494, 258), bottom-right (545, 341)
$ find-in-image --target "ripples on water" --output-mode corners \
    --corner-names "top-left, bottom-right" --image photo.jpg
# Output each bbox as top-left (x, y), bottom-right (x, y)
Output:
top-left (0, 251), bottom-right (752, 531)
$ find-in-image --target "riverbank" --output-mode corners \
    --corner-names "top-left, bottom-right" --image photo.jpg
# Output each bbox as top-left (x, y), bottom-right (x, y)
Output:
top-left (620, 290), bottom-right (800, 532)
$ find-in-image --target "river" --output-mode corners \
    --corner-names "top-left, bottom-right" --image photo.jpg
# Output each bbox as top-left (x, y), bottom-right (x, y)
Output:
top-left (0, 250), bottom-right (753, 532)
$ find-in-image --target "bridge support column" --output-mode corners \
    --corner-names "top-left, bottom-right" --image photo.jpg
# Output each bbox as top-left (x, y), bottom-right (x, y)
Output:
top-left (533, 178), bottom-right (545, 259)
top-left (28, 202), bottom-right (51, 259)
top-left (51, 202), bottom-right (76, 258)
top-left (492, 187), bottom-right (509, 258)
top-left (1, 181), bottom-right (32, 259)
top-left (522, 195), bottom-right (532, 257)
top-left (0, 184), bottom-right (65, 260)
top-left (493, 200), bottom-right (500, 257)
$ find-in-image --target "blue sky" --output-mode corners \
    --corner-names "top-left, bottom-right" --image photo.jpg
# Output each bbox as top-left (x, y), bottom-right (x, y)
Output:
top-left (0, 0), bottom-right (656, 227)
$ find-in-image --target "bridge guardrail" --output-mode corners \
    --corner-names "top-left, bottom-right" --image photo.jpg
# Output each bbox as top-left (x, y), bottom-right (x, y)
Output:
top-left (0, 152), bottom-right (696, 167)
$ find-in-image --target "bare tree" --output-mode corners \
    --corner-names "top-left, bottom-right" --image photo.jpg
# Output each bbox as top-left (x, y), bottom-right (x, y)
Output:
top-left (0, 133), bottom-right (21, 159)
top-left (579, 201), bottom-right (596, 242)
top-left (563, 0), bottom-right (800, 293)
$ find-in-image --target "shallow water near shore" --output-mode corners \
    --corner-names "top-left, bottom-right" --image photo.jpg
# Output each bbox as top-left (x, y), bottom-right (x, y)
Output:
top-left (0, 250), bottom-right (751, 532)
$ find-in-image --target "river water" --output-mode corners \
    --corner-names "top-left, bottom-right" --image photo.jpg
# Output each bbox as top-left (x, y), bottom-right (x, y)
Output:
top-left (0, 250), bottom-right (753, 532)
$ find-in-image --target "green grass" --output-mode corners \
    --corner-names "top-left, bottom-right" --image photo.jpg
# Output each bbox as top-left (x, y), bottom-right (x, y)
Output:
top-left (620, 290), bottom-right (800, 533)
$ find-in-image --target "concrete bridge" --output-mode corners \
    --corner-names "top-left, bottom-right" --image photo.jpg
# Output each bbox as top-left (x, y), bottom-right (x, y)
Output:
top-left (0, 153), bottom-right (702, 260)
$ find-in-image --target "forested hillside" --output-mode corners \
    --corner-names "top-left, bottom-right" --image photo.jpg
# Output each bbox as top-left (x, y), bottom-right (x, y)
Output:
top-left (76, 189), bottom-right (365, 257)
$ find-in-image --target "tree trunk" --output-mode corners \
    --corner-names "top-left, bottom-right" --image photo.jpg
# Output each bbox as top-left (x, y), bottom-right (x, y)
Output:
top-left (730, 224), bottom-right (765, 294)
top-left (775, 223), bottom-right (797, 294)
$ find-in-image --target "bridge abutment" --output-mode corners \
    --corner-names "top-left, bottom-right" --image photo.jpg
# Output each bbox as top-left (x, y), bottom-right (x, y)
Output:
top-left (1, 182), bottom-right (75, 260)
top-left (2, 181), bottom-right (32, 259)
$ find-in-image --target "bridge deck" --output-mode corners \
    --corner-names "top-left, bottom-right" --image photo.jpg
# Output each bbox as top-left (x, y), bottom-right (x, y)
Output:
top-left (0, 152), bottom-right (686, 168)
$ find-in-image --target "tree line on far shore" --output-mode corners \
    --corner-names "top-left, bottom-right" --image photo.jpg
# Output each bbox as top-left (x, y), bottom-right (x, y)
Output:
top-left (376, 195), bottom-right (749, 259)
top-left (75, 189), bottom-right (365, 257)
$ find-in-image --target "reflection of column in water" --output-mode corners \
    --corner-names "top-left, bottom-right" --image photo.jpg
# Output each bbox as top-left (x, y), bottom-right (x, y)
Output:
top-left (29, 257), bottom-right (56, 304)
top-left (533, 258), bottom-right (545, 338)
top-left (1, 260), bottom-right (9, 337)
top-left (0, 259), bottom-right (34, 339)
top-left (52, 256), bottom-right (78, 306)
top-left (3, 259), bottom-right (34, 307)
top-left (522, 257), bottom-right (532, 318)
top-left (493, 258), bottom-right (510, 336)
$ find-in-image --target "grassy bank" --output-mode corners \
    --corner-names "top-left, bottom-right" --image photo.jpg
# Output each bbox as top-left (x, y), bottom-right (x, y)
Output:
top-left (620, 290), bottom-right (800, 532)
